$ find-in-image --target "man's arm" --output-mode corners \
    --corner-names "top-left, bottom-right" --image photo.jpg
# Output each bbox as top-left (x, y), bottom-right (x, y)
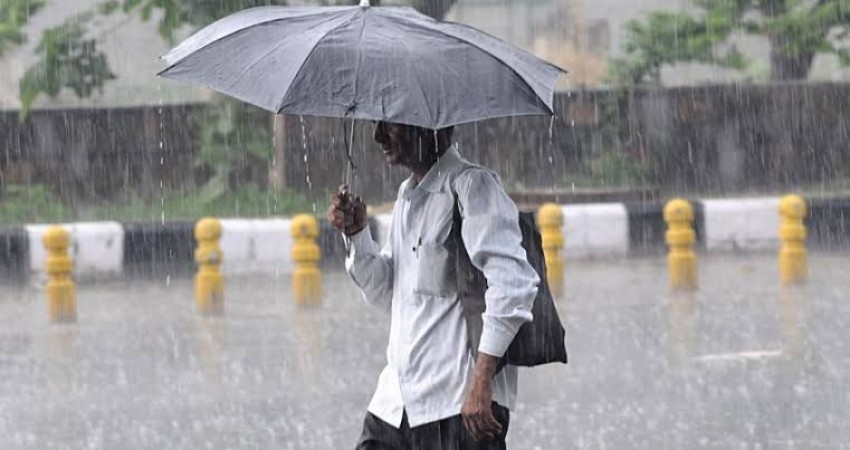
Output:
top-left (345, 226), bottom-right (394, 312)
top-left (328, 191), bottom-right (394, 312)
top-left (457, 169), bottom-right (538, 359)
top-left (462, 351), bottom-right (504, 441)
top-left (456, 168), bottom-right (539, 441)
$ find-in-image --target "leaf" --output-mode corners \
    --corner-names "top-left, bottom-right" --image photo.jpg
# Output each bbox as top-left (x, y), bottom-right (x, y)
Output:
top-left (196, 171), bottom-right (229, 205)
top-left (837, 49), bottom-right (850, 65)
top-left (141, 2), bottom-right (153, 21)
top-left (0, 0), bottom-right (46, 56)
top-left (98, 1), bottom-right (122, 15)
top-left (122, 0), bottom-right (143, 13)
top-left (17, 14), bottom-right (116, 119)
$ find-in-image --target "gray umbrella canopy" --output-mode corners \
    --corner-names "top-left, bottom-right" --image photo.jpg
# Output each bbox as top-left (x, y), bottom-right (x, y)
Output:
top-left (159, 4), bottom-right (565, 130)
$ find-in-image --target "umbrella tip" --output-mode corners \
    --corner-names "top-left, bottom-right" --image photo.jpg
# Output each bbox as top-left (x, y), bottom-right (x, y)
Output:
top-left (359, 0), bottom-right (370, 7)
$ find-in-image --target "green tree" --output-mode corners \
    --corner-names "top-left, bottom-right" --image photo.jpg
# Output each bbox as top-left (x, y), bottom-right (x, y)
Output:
top-left (17, 0), bottom-right (290, 116)
top-left (0, 0), bottom-right (46, 55)
top-left (18, 9), bottom-right (115, 118)
top-left (610, 0), bottom-right (850, 86)
top-left (192, 96), bottom-right (274, 200)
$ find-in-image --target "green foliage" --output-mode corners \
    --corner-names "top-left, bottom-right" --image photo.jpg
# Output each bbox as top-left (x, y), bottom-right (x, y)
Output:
top-left (195, 97), bottom-right (273, 173)
top-left (0, 184), bottom-right (67, 224)
top-left (610, 0), bottom-right (850, 85)
top-left (0, 183), bottom-right (314, 224)
top-left (19, 11), bottom-right (115, 118)
top-left (101, 0), bottom-right (289, 43)
top-left (0, 0), bottom-right (46, 55)
top-left (191, 96), bottom-right (275, 204)
top-left (609, 8), bottom-right (746, 86)
top-left (587, 149), bottom-right (649, 187)
top-left (17, 0), bottom-right (288, 117)
top-left (87, 184), bottom-right (314, 222)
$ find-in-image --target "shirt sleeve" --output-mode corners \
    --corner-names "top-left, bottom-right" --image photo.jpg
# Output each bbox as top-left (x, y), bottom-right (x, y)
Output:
top-left (456, 168), bottom-right (539, 357)
top-left (345, 225), bottom-right (394, 313)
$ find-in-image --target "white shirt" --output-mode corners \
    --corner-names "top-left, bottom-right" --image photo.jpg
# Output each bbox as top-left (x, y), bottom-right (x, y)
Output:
top-left (345, 148), bottom-right (539, 428)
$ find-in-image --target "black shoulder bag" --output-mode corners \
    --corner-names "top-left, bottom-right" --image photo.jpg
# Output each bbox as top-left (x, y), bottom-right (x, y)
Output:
top-left (451, 189), bottom-right (568, 372)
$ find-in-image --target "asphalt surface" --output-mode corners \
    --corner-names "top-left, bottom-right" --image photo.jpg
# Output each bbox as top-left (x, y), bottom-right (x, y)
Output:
top-left (0, 254), bottom-right (848, 449)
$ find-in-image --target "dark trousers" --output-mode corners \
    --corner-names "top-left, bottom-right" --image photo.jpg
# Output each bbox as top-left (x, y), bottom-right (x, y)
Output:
top-left (355, 404), bottom-right (510, 450)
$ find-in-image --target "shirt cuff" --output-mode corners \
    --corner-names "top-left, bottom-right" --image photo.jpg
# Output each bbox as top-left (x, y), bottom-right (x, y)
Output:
top-left (477, 322), bottom-right (517, 358)
top-left (345, 226), bottom-right (374, 254)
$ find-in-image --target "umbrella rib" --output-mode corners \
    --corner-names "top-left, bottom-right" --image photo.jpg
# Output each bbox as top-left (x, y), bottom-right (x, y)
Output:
top-left (276, 11), bottom-right (363, 113)
top-left (395, 38), bottom-right (436, 127)
top-left (160, 7), bottom-right (354, 69)
top-left (349, 10), bottom-right (368, 116)
top-left (224, 14), bottom-right (356, 93)
top-left (379, 10), bottom-right (562, 114)
top-left (439, 23), bottom-right (562, 114)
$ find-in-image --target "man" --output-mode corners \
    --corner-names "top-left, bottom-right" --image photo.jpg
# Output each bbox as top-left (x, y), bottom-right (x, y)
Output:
top-left (328, 121), bottom-right (539, 449)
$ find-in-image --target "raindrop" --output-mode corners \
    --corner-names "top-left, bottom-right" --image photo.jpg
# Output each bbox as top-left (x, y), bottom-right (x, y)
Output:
top-left (299, 116), bottom-right (313, 192)
top-left (158, 82), bottom-right (166, 225)
top-left (547, 115), bottom-right (556, 189)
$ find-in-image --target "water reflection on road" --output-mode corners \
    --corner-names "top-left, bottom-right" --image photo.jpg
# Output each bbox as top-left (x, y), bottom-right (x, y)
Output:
top-left (0, 254), bottom-right (848, 449)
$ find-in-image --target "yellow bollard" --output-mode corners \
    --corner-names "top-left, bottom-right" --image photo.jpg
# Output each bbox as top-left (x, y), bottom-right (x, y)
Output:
top-left (779, 194), bottom-right (807, 286)
top-left (291, 214), bottom-right (322, 306)
top-left (664, 199), bottom-right (698, 291)
top-left (194, 217), bottom-right (224, 315)
top-left (537, 203), bottom-right (565, 298)
top-left (43, 226), bottom-right (77, 323)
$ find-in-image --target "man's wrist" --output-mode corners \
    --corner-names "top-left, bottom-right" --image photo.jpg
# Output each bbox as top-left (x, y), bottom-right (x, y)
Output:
top-left (344, 223), bottom-right (367, 237)
top-left (473, 352), bottom-right (500, 382)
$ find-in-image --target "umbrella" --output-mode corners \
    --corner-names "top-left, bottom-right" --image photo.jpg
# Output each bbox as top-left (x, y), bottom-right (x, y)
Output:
top-left (159, 1), bottom-right (565, 130)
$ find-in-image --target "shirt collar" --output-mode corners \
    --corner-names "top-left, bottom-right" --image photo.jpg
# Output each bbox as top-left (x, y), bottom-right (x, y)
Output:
top-left (408, 147), bottom-right (462, 194)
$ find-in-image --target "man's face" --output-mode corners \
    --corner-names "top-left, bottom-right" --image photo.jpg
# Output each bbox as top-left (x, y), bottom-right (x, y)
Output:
top-left (373, 121), bottom-right (421, 168)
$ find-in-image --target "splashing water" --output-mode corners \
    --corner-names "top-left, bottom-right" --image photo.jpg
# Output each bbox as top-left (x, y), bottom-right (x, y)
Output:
top-left (271, 115), bottom-right (280, 216)
top-left (158, 83), bottom-right (165, 225)
top-left (298, 116), bottom-right (316, 213)
top-left (548, 115), bottom-right (556, 189)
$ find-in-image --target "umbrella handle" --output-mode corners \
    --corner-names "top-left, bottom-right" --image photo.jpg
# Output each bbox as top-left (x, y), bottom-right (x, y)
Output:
top-left (343, 118), bottom-right (358, 194)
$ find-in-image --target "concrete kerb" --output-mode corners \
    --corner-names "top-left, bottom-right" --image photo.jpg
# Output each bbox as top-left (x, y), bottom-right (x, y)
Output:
top-left (4, 196), bottom-right (850, 281)
top-left (807, 197), bottom-right (850, 250)
top-left (560, 203), bottom-right (629, 259)
top-left (123, 221), bottom-right (196, 278)
top-left (702, 197), bottom-right (782, 252)
top-left (0, 227), bottom-right (28, 281)
top-left (25, 222), bottom-right (124, 282)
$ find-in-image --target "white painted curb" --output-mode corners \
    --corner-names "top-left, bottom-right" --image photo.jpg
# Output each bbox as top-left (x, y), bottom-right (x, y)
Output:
top-left (703, 197), bottom-right (781, 251)
top-left (561, 203), bottom-right (629, 259)
top-left (26, 222), bottom-right (124, 279)
top-left (219, 219), bottom-right (294, 275)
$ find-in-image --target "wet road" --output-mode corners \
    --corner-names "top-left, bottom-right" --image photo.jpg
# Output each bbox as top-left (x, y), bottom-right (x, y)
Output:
top-left (0, 254), bottom-right (848, 449)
